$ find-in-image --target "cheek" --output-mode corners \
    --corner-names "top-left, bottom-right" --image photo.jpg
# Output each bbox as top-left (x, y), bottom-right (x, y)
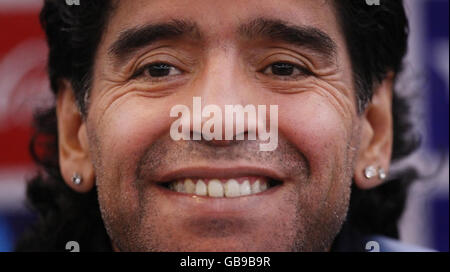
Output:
top-left (277, 92), bottom-right (351, 180)
top-left (276, 92), bottom-right (354, 230)
top-left (110, 104), bottom-right (165, 149)
top-left (95, 97), bottom-right (173, 172)
top-left (90, 96), bottom-right (178, 232)
top-left (89, 96), bottom-right (174, 210)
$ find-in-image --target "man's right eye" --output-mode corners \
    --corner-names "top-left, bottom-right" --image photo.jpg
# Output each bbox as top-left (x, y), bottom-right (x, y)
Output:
top-left (146, 63), bottom-right (182, 77)
top-left (133, 62), bottom-right (182, 79)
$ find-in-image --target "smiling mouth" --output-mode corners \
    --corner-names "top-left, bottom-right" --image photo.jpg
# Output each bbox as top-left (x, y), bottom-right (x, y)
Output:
top-left (160, 176), bottom-right (282, 198)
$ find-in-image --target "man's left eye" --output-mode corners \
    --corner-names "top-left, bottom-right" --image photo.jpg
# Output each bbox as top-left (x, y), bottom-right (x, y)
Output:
top-left (262, 62), bottom-right (311, 77)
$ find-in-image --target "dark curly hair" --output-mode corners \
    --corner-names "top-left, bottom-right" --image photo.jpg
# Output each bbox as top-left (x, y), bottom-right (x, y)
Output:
top-left (15, 0), bottom-right (420, 251)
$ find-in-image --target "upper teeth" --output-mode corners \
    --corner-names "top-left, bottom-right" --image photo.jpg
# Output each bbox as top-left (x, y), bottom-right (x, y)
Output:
top-left (168, 178), bottom-right (269, 197)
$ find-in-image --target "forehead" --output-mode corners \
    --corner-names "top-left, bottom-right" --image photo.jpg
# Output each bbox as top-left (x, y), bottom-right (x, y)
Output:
top-left (103, 0), bottom-right (344, 48)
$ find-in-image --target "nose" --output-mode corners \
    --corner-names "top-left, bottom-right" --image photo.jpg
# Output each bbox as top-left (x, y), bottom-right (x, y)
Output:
top-left (196, 48), bottom-right (247, 107)
top-left (190, 49), bottom-right (255, 144)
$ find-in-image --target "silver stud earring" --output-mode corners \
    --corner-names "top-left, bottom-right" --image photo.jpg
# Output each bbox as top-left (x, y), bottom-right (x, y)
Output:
top-left (72, 173), bottom-right (82, 185)
top-left (378, 168), bottom-right (387, 181)
top-left (364, 165), bottom-right (378, 179)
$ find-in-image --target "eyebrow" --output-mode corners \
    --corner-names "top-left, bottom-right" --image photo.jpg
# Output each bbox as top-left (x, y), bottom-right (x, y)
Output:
top-left (108, 19), bottom-right (200, 64)
top-left (108, 17), bottom-right (337, 66)
top-left (239, 18), bottom-right (337, 61)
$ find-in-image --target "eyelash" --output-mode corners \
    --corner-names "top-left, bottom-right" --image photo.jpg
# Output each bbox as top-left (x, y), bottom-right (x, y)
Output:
top-left (131, 62), bottom-right (183, 81)
top-left (260, 62), bottom-right (314, 79)
top-left (131, 61), bottom-right (313, 81)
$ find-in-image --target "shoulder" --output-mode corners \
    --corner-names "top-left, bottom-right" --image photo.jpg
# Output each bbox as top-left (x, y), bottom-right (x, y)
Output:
top-left (365, 235), bottom-right (436, 252)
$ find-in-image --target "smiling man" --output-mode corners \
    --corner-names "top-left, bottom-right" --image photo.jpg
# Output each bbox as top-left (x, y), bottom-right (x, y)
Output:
top-left (17, 0), bottom-right (421, 252)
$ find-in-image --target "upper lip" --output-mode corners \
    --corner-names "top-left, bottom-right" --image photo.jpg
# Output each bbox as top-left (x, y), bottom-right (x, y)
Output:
top-left (154, 165), bottom-right (286, 184)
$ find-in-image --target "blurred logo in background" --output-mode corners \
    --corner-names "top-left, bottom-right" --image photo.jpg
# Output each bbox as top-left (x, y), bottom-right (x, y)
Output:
top-left (0, 6), bottom-right (51, 167)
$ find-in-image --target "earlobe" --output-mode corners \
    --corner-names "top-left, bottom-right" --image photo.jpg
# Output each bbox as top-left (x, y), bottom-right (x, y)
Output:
top-left (56, 81), bottom-right (95, 193)
top-left (354, 72), bottom-right (394, 190)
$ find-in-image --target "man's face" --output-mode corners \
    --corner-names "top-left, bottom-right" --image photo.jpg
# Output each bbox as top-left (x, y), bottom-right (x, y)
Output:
top-left (84, 0), bottom-right (361, 251)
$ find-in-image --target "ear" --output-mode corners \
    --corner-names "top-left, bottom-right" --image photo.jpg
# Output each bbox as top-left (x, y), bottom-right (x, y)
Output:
top-left (56, 81), bottom-right (95, 193)
top-left (354, 72), bottom-right (394, 190)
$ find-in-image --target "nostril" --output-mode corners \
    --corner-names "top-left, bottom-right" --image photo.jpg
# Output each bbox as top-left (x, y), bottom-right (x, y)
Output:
top-left (207, 138), bottom-right (233, 146)
top-left (190, 130), bottom-right (252, 146)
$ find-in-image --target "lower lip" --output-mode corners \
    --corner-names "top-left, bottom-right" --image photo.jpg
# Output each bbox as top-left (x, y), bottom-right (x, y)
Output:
top-left (154, 182), bottom-right (282, 214)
